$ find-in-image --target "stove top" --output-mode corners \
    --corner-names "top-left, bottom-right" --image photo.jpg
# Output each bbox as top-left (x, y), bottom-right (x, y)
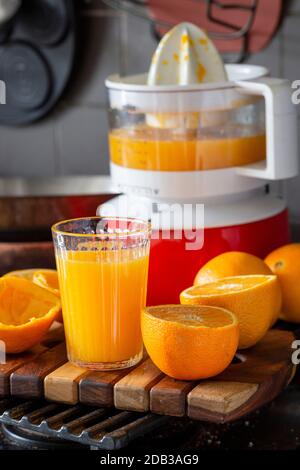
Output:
top-left (1, 384), bottom-right (300, 451)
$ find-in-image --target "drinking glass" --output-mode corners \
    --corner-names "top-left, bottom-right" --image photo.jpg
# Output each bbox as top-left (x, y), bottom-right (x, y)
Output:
top-left (52, 216), bottom-right (151, 370)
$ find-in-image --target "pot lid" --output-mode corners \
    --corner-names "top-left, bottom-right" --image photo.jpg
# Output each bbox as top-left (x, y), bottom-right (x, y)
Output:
top-left (148, 0), bottom-right (283, 61)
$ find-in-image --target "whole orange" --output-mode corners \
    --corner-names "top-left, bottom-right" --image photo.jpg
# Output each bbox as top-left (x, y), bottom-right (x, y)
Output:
top-left (141, 304), bottom-right (239, 380)
top-left (265, 244), bottom-right (300, 323)
top-left (194, 251), bottom-right (272, 286)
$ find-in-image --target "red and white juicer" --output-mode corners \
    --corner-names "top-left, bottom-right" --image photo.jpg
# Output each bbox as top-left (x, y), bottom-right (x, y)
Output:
top-left (101, 26), bottom-right (298, 305)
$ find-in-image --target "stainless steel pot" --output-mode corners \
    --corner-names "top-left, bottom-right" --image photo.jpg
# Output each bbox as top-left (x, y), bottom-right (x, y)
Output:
top-left (0, 176), bottom-right (118, 273)
top-left (0, 176), bottom-right (117, 240)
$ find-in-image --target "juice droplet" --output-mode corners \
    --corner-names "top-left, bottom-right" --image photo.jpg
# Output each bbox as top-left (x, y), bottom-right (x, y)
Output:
top-left (197, 63), bottom-right (206, 82)
top-left (181, 33), bottom-right (194, 47)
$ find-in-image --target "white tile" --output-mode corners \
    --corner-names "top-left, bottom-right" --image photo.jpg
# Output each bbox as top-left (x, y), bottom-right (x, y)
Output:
top-left (282, 16), bottom-right (300, 82)
top-left (0, 119), bottom-right (57, 177)
top-left (80, 0), bottom-right (110, 9)
top-left (122, 13), bottom-right (158, 75)
top-left (245, 34), bottom-right (282, 76)
top-left (286, 117), bottom-right (300, 222)
top-left (287, 0), bottom-right (300, 14)
top-left (287, 173), bottom-right (300, 223)
top-left (53, 105), bottom-right (110, 175)
top-left (63, 14), bottom-right (122, 106)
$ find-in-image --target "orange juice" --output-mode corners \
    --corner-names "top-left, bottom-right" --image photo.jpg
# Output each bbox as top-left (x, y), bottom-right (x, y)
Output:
top-left (109, 126), bottom-right (266, 171)
top-left (57, 247), bottom-right (149, 368)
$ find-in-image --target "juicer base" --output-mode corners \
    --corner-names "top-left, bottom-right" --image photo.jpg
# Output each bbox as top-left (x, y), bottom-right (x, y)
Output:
top-left (98, 193), bottom-right (290, 306)
top-left (148, 208), bottom-right (290, 305)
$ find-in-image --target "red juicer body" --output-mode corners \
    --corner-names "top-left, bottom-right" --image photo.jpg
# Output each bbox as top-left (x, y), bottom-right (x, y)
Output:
top-left (147, 209), bottom-right (289, 305)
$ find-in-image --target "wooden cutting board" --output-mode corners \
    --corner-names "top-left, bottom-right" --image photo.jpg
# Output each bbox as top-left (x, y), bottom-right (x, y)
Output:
top-left (0, 326), bottom-right (296, 423)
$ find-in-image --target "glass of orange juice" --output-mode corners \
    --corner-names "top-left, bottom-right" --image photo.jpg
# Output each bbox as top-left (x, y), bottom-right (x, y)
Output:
top-left (52, 216), bottom-right (151, 370)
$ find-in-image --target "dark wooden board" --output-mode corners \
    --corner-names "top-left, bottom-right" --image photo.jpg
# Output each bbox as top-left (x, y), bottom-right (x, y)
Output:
top-left (0, 328), bottom-right (296, 423)
top-left (10, 343), bottom-right (67, 399)
top-left (0, 345), bottom-right (47, 398)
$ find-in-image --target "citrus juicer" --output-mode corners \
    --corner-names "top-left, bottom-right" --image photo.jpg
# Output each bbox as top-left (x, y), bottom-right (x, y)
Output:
top-left (101, 23), bottom-right (298, 305)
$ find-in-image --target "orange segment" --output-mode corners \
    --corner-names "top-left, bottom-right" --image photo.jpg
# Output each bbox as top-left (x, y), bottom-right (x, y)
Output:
top-left (3, 268), bottom-right (37, 281)
top-left (4, 269), bottom-right (59, 294)
top-left (148, 306), bottom-right (234, 327)
top-left (190, 275), bottom-right (272, 294)
top-left (0, 277), bottom-right (61, 353)
top-left (141, 305), bottom-right (239, 380)
top-left (3, 269), bottom-right (62, 322)
top-left (33, 270), bottom-right (60, 296)
top-left (181, 275), bottom-right (282, 349)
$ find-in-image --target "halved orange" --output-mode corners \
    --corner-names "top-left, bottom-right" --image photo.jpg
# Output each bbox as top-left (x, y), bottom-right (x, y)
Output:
top-left (3, 269), bottom-right (62, 321)
top-left (3, 269), bottom-right (59, 296)
top-left (181, 275), bottom-right (282, 349)
top-left (0, 277), bottom-right (61, 353)
top-left (33, 270), bottom-right (60, 297)
top-left (141, 305), bottom-right (239, 380)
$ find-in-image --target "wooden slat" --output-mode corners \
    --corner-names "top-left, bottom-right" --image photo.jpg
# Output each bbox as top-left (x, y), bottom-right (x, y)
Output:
top-left (114, 359), bottom-right (164, 412)
top-left (1, 328), bottom-right (295, 424)
top-left (44, 362), bottom-right (88, 405)
top-left (186, 329), bottom-right (295, 423)
top-left (10, 343), bottom-right (67, 399)
top-left (0, 325), bottom-right (63, 398)
top-left (0, 345), bottom-right (47, 398)
top-left (79, 369), bottom-right (129, 407)
top-left (150, 376), bottom-right (196, 417)
top-left (187, 381), bottom-right (258, 421)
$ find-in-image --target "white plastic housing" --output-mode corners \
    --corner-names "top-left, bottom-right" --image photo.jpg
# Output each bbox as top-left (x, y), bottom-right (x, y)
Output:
top-left (235, 78), bottom-right (298, 180)
top-left (106, 65), bottom-right (298, 201)
top-left (98, 191), bottom-right (287, 230)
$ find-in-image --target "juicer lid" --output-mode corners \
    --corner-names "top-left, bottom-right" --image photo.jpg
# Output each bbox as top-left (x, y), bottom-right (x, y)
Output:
top-left (106, 64), bottom-right (268, 92)
top-left (106, 64), bottom-right (268, 112)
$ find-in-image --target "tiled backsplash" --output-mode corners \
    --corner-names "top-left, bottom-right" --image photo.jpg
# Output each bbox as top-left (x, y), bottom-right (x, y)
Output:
top-left (0, 0), bottom-right (299, 220)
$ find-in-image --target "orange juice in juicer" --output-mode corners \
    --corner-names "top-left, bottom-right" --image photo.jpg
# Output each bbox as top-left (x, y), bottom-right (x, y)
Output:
top-left (102, 23), bottom-right (298, 305)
